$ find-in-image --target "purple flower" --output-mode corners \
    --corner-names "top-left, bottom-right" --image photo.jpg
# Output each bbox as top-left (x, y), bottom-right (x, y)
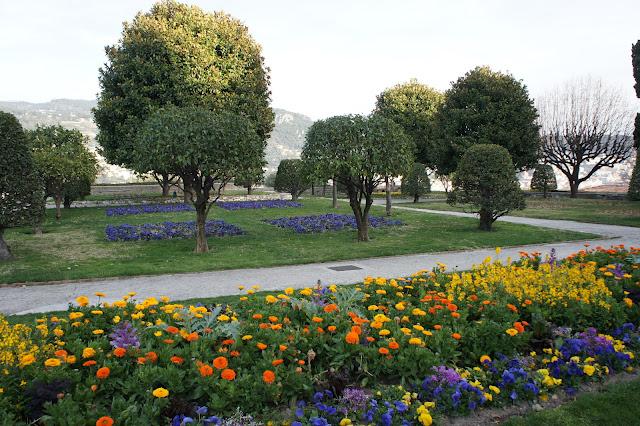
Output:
top-left (105, 220), bottom-right (244, 241)
top-left (106, 203), bottom-right (194, 217)
top-left (266, 213), bottom-right (403, 233)
top-left (109, 321), bottom-right (140, 349)
top-left (218, 200), bottom-right (302, 210)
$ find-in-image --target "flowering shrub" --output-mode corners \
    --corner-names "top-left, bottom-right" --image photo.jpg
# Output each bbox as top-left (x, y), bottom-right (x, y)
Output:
top-left (266, 213), bottom-right (403, 233)
top-left (105, 220), bottom-right (244, 241)
top-left (105, 203), bottom-right (195, 216)
top-left (217, 200), bottom-right (302, 210)
top-left (0, 246), bottom-right (638, 424)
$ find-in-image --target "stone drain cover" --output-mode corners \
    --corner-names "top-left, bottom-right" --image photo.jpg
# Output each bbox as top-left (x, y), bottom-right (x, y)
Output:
top-left (328, 265), bottom-right (362, 271)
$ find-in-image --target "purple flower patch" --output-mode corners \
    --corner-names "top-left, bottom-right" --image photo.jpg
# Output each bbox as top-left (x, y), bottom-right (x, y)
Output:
top-left (106, 203), bottom-right (194, 217)
top-left (217, 200), bottom-right (302, 210)
top-left (105, 220), bottom-right (244, 241)
top-left (265, 213), bottom-right (403, 233)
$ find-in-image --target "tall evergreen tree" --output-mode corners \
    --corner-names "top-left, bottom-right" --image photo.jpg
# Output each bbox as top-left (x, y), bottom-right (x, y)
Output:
top-left (627, 41), bottom-right (640, 201)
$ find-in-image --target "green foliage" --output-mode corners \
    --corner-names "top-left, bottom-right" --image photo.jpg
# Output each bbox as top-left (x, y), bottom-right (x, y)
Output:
top-left (303, 114), bottom-right (413, 240)
top-left (273, 159), bottom-right (310, 200)
top-left (401, 162), bottom-right (431, 202)
top-left (434, 66), bottom-right (540, 174)
top-left (628, 150), bottom-right (640, 201)
top-left (375, 79), bottom-right (444, 168)
top-left (448, 144), bottom-right (525, 230)
top-left (530, 164), bottom-right (557, 195)
top-left (28, 125), bottom-right (99, 215)
top-left (0, 112), bottom-right (44, 231)
top-left (93, 0), bottom-right (274, 172)
top-left (233, 164), bottom-right (265, 193)
top-left (628, 41), bottom-right (640, 200)
top-left (264, 172), bottom-right (277, 188)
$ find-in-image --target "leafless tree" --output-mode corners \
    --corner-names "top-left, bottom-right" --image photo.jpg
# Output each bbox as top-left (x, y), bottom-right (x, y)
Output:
top-left (538, 78), bottom-right (634, 197)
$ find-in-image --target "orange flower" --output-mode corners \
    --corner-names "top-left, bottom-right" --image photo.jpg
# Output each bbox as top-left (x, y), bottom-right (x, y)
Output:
top-left (170, 356), bottom-right (184, 365)
top-left (451, 333), bottom-right (462, 340)
top-left (506, 304), bottom-right (518, 313)
top-left (379, 347), bottom-right (390, 355)
top-left (221, 368), bottom-right (236, 381)
top-left (323, 303), bottom-right (338, 313)
top-left (230, 350), bottom-right (240, 357)
top-left (345, 332), bottom-right (360, 344)
top-left (312, 316), bottom-right (323, 323)
top-left (388, 341), bottom-right (400, 350)
top-left (317, 327), bottom-right (324, 334)
top-left (55, 349), bottom-right (68, 359)
top-left (447, 303), bottom-right (458, 312)
top-left (222, 339), bottom-right (235, 345)
top-left (366, 336), bottom-right (375, 342)
top-left (263, 370), bottom-right (276, 384)
top-left (213, 356), bottom-right (228, 369)
top-left (96, 367), bottom-right (110, 379)
top-left (91, 384), bottom-right (98, 392)
top-left (327, 325), bottom-right (337, 332)
top-left (433, 324), bottom-right (442, 330)
top-left (163, 339), bottom-right (175, 344)
top-left (113, 347), bottom-right (126, 358)
top-left (137, 357), bottom-right (146, 365)
top-left (83, 360), bottom-right (97, 367)
top-left (351, 325), bottom-right (362, 335)
top-left (185, 332), bottom-right (199, 342)
top-left (199, 364), bottom-right (214, 377)
top-left (279, 345), bottom-right (288, 351)
top-left (297, 359), bottom-right (305, 365)
top-left (252, 313), bottom-right (263, 320)
top-left (166, 326), bottom-right (179, 334)
top-left (256, 343), bottom-right (267, 350)
top-left (96, 416), bottom-right (114, 426)
top-left (482, 300), bottom-right (491, 305)
top-left (272, 359), bottom-right (284, 366)
top-left (146, 352), bottom-right (158, 363)
top-left (451, 312), bottom-right (461, 319)
top-left (514, 322), bottom-right (525, 333)
top-left (268, 316), bottom-right (279, 323)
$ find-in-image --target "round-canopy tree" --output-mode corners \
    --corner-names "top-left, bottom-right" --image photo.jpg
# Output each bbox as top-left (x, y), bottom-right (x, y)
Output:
top-left (136, 106), bottom-right (263, 253)
top-left (28, 125), bottom-right (99, 220)
top-left (401, 162), bottom-right (431, 203)
top-left (448, 144), bottom-right (525, 231)
top-left (93, 0), bottom-right (273, 196)
top-left (233, 164), bottom-right (265, 195)
top-left (274, 159), bottom-right (311, 201)
top-left (303, 114), bottom-right (413, 241)
top-left (434, 66), bottom-right (540, 175)
top-left (0, 112), bottom-right (44, 260)
top-left (530, 164), bottom-right (557, 198)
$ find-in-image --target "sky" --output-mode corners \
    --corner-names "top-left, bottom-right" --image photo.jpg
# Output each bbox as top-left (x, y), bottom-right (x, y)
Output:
top-left (1, 0), bottom-right (639, 119)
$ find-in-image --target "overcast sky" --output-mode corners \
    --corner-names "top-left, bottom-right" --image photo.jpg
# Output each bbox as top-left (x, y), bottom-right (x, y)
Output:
top-left (1, 0), bottom-right (639, 119)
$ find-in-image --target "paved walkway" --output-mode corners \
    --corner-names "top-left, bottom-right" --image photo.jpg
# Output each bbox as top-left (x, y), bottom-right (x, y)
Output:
top-left (1, 206), bottom-right (638, 315)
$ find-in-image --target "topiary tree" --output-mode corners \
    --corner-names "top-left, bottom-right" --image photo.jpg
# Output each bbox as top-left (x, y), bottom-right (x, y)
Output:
top-left (628, 40), bottom-right (640, 201)
top-left (0, 112), bottom-right (44, 260)
top-left (434, 66), bottom-right (540, 175)
top-left (530, 164), bottom-right (557, 198)
top-left (303, 114), bottom-right (413, 241)
top-left (401, 162), bottom-right (431, 203)
top-left (28, 125), bottom-right (99, 220)
top-left (234, 164), bottom-right (265, 195)
top-left (448, 144), bottom-right (525, 231)
top-left (273, 159), bottom-right (311, 201)
top-left (93, 0), bottom-right (274, 196)
top-left (136, 106), bottom-right (263, 253)
top-left (63, 177), bottom-right (93, 208)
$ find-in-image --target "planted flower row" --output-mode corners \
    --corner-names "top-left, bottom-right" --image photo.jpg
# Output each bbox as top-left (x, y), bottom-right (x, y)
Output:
top-left (104, 220), bottom-right (244, 241)
top-left (265, 213), bottom-right (403, 233)
top-left (217, 200), bottom-right (302, 211)
top-left (105, 203), bottom-right (195, 217)
top-left (0, 246), bottom-right (638, 425)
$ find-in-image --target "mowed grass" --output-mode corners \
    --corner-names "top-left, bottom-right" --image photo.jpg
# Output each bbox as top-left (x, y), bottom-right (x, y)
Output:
top-left (0, 198), bottom-right (594, 285)
top-left (410, 197), bottom-right (640, 227)
top-left (502, 376), bottom-right (640, 426)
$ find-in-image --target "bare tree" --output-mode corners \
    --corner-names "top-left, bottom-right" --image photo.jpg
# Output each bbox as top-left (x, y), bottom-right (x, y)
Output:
top-left (538, 78), bottom-right (634, 198)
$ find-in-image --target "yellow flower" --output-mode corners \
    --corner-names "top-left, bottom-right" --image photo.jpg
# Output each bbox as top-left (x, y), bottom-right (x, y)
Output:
top-left (265, 295), bottom-right (278, 304)
top-left (152, 387), bottom-right (169, 398)
top-left (53, 328), bottom-right (64, 337)
top-left (408, 337), bottom-right (423, 346)
top-left (75, 296), bottom-right (89, 307)
top-left (339, 419), bottom-right (352, 426)
top-left (379, 329), bottom-right (391, 336)
top-left (82, 348), bottom-right (96, 359)
top-left (242, 335), bottom-right (253, 341)
top-left (480, 355), bottom-right (491, 363)
top-left (489, 385), bottom-right (500, 394)
top-left (505, 328), bottom-right (518, 336)
top-left (91, 310), bottom-right (103, 315)
top-left (44, 358), bottom-right (61, 367)
top-left (69, 312), bottom-right (84, 320)
top-left (94, 292), bottom-right (106, 297)
top-left (113, 316), bottom-right (121, 324)
top-left (217, 314), bottom-right (230, 322)
top-left (495, 247), bottom-right (502, 255)
top-left (92, 329), bottom-right (104, 335)
top-left (284, 287), bottom-right (294, 295)
top-left (583, 365), bottom-right (596, 376)
top-left (19, 354), bottom-right (36, 367)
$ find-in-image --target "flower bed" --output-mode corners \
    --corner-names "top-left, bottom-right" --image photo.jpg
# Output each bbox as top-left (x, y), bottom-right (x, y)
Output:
top-left (217, 200), bottom-right (302, 210)
top-left (104, 220), bottom-right (244, 241)
top-left (105, 203), bottom-right (195, 216)
top-left (266, 213), bottom-right (403, 233)
top-left (0, 246), bottom-right (638, 425)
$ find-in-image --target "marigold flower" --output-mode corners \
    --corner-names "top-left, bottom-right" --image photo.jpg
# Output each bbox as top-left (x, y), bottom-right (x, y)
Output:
top-left (152, 387), bottom-right (169, 398)
top-left (83, 360), bottom-right (97, 367)
top-left (279, 345), bottom-right (288, 351)
top-left (96, 367), bottom-right (110, 379)
top-left (96, 416), bottom-right (114, 426)
top-left (19, 354), bottom-right (36, 367)
top-left (433, 325), bottom-right (442, 330)
top-left (170, 356), bottom-right (184, 365)
top-left (185, 332), bottom-right (199, 342)
top-left (166, 326), bottom-right (179, 334)
top-left (327, 325), bottom-right (337, 332)
top-left (451, 333), bottom-right (462, 340)
top-left (83, 348), bottom-right (96, 359)
top-left (44, 358), bottom-right (61, 367)
top-left (323, 303), bottom-right (338, 313)
top-left (257, 343), bottom-right (267, 350)
top-left (389, 341), bottom-right (400, 350)
top-left (230, 350), bottom-right (240, 357)
top-left (345, 332), bottom-right (360, 344)
top-left (263, 369), bottom-right (276, 384)
top-left (505, 328), bottom-right (519, 336)
top-left (199, 364), bottom-right (214, 377)
top-left (312, 316), bottom-right (323, 323)
top-left (379, 347), bottom-right (390, 355)
top-left (76, 296), bottom-right (89, 307)
top-left (272, 359), bottom-right (284, 366)
top-left (221, 368), bottom-right (236, 381)
top-left (222, 339), bottom-right (235, 345)
top-left (213, 356), bottom-right (228, 369)
top-left (113, 347), bottom-right (126, 358)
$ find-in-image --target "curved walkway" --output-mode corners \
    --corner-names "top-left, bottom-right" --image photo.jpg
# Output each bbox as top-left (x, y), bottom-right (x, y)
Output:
top-left (1, 207), bottom-right (638, 315)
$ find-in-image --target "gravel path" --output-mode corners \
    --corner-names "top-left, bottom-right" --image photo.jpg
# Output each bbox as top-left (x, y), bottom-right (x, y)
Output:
top-left (1, 206), bottom-right (638, 315)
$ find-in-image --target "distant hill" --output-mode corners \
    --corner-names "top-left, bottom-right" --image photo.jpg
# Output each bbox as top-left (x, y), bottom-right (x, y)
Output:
top-left (0, 99), bottom-right (313, 182)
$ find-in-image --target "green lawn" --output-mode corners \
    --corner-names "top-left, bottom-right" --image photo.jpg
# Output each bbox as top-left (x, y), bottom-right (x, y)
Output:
top-left (503, 376), bottom-right (640, 425)
top-left (0, 198), bottom-right (594, 285)
top-left (408, 197), bottom-right (640, 227)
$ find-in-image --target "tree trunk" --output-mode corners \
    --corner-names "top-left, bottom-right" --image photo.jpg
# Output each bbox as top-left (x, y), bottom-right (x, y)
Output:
top-left (183, 180), bottom-right (193, 204)
top-left (33, 223), bottom-right (43, 235)
top-left (385, 177), bottom-right (392, 216)
top-left (291, 192), bottom-right (298, 201)
top-left (322, 183), bottom-right (327, 197)
top-left (247, 185), bottom-right (252, 195)
top-left (0, 228), bottom-right (12, 261)
top-left (569, 181), bottom-right (579, 198)
top-left (311, 183), bottom-right (315, 196)
top-left (478, 209), bottom-right (493, 231)
top-left (162, 179), bottom-right (170, 197)
top-left (332, 179), bottom-right (338, 209)
top-left (63, 195), bottom-right (72, 209)
top-left (413, 194), bottom-right (419, 203)
top-left (194, 203), bottom-right (209, 253)
top-left (542, 184), bottom-right (548, 199)
top-left (54, 195), bottom-right (62, 220)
